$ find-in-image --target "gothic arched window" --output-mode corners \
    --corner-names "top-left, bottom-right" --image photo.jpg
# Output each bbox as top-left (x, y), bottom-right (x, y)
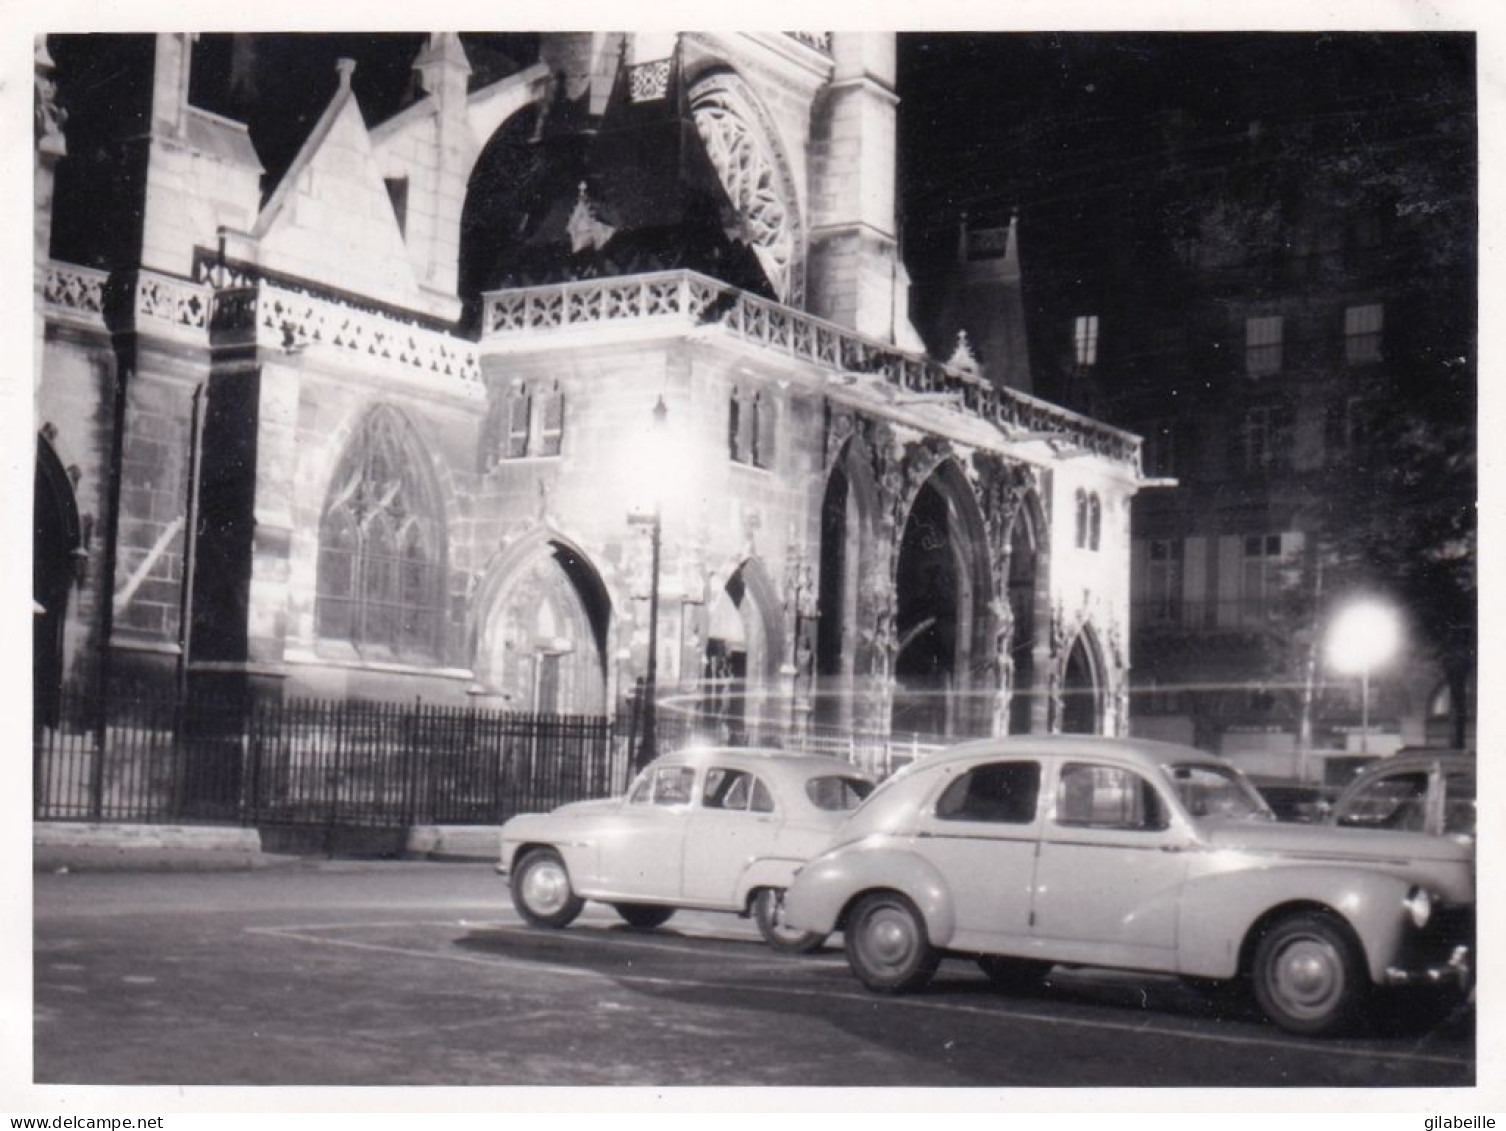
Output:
top-left (1088, 493), bottom-right (1102, 552)
top-left (317, 407), bottom-right (444, 658)
top-left (1075, 489), bottom-right (1088, 549)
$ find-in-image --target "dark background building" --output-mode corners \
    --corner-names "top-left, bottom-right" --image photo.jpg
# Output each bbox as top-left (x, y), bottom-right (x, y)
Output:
top-left (899, 33), bottom-right (1477, 766)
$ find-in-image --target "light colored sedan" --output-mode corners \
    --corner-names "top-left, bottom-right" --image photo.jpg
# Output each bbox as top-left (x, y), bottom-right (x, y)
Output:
top-left (783, 736), bottom-right (1474, 1036)
top-left (498, 747), bottom-right (874, 951)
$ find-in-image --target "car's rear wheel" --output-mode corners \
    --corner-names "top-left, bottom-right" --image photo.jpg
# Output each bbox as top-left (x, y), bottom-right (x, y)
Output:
top-left (976, 954), bottom-right (1051, 992)
top-left (1252, 911), bottom-right (1369, 1036)
top-left (510, 848), bottom-right (584, 929)
top-left (613, 903), bottom-right (675, 929)
top-left (845, 891), bottom-right (939, 994)
top-left (753, 888), bottom-right (827, 954)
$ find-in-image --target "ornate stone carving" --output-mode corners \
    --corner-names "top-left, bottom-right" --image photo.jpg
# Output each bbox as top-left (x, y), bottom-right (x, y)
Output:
top-left (689, 73), bottom-right (802, 304)
top-left (213, 282), bottom-right (482, 396)
top-left (628, 57), bottom-right (671, 103)
top-left (34, 38), bottom-right (66, 156)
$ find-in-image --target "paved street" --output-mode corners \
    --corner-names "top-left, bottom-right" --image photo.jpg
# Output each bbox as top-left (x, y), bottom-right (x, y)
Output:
top-left (34, 861), bottom-right (1473, 1088)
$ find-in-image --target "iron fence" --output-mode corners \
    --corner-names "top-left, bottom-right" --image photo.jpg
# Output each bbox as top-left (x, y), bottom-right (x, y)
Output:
top-left (34, 685), bottom-right (621, 827)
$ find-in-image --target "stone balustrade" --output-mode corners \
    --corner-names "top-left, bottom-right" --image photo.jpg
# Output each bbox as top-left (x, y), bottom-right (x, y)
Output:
top-left (482, 270), bottom-right (1141, 465)
top-left (38, 261), bottom-right (109, 325)
top-left (210, 280), bottom-right (483, 396)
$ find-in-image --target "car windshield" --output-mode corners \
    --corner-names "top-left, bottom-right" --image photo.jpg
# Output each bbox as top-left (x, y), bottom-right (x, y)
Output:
top-left (805, 775), bottom-right (875, 811)
top-left (1164, 762), bottom-right (1271, 821)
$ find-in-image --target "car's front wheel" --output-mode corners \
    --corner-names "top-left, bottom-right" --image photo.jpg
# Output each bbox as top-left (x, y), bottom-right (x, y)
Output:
top-left (976, 955), bottom-right (1051, 992)
top-left (613, 903), bottom-right (675, 929)
top-left (845, 891), bottom-right (939, 994)
top-left (753, 888), bottom-right (827, 954)
top-left (510, 848), bottom-right (584, 929)
top-left (1252, 911), bottom-right (1369, 1036)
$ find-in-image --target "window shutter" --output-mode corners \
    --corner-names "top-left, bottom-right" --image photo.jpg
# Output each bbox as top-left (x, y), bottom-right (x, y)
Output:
top-left (539, 384), bottom-right (564, 457)
top-left (508, 388), bottom-right (532, 458)
top-left (754, 393), bottom-right (775, 469)
top-left (728, 393), bottom-right (743, 461)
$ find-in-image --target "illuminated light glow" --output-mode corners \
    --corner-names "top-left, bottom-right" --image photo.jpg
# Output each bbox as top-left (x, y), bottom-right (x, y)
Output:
top-left (1326, 600), bottom-right (1402, 674)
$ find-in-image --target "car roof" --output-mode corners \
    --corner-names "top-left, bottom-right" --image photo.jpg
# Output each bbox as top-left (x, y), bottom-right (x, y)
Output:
top-left (895, 734), bottom-right (1231, 776)
top-left (1344, 748), bottom-right (1475, 785)
top-left (649, 746), bottom-right (875, 781)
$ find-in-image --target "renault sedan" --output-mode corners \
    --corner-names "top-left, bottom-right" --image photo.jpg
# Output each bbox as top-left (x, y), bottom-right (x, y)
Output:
top-left (499, 747), bottom-right (874, 951)
top-left (782, 736), bottom-right (1473, 1035)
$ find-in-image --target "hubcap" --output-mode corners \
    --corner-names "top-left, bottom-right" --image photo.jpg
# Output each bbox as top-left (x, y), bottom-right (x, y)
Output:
top-left (1269, 935), bottom-right (1344, 1018)
top-left (523, 860), bottom-right (569, 915)
top-left (862, 907), bottom-right (917, 971)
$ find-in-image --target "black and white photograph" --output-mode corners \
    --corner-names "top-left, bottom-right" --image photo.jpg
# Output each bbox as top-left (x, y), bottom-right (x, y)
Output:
top-left (12, 3), bottom-right (1497, 1116)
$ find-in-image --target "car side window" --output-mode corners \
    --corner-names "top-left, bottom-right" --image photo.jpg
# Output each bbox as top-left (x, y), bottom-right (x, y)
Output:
top-left (1442, 771), bottom-right (1476, 836)
top-left (651, 766), bottom-right (696, 806)
top-left (751, 778), bottom-right (775, 813)
top-left (934, 761), bottom-right (1041, 824)
top-left (1056, 763), bottom-right (1168, 831)
top-left (1337, 771), bottom-right (1428, 831)
top-left (700, 768), bottom-right (772, 812)
top-left (704, 768), bottom-right (751, 810)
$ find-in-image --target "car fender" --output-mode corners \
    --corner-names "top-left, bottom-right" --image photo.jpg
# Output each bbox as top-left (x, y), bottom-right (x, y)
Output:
top-left (784, 839), bottom-right (957, 946)
top-left (1177, 860), bottom-right (1414, 982)
top-left (733, 856), bottom-right (807, 909)
top-left (499, 814), bottom-right (598, 886)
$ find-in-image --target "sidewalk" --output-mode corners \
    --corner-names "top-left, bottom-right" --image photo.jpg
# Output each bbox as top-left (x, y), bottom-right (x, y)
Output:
top-left (33, 822), bottom-right (501, 872)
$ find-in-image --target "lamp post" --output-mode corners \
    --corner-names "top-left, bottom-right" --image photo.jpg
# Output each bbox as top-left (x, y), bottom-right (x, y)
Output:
top-left (630, 395), bottom-right (670, 769)
top-left (1326, 599), bottom-right (1401, 755)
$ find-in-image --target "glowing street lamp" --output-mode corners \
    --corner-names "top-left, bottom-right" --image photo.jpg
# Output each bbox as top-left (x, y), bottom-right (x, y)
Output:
top-left (629, 395), bottom-right (672, 769)
top-left (1326, 600), bottom-right (1401, 754)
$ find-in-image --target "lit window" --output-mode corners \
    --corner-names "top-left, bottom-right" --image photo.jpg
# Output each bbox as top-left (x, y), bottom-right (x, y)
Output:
top-left (1344, 303), bottom-right (1383, 365)
top-left (317, 407), bottom-right (444, 658)
top-left (1074, 315), bottom-right (1099, 367)
top-left (1245, 315), bottom-right (1283, 377)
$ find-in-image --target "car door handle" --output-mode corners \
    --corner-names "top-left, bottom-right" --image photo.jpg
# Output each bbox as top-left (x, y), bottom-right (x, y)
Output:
top-left (1160, 844), bottom-right (1186, 853)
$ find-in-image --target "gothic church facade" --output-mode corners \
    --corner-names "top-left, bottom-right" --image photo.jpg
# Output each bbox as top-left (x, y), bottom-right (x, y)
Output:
top-left (34, 32), bottom-right (1144, 759)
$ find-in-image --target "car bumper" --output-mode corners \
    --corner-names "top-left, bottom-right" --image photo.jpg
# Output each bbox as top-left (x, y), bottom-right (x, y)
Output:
top-left (1384, 945), bottom-right (1472, 992)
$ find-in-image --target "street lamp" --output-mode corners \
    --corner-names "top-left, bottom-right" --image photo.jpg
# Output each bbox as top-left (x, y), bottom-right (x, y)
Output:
top-left (629, 395), bottom-right (671, 769)
top-left (1326, 599), bottom-right (1401, 755)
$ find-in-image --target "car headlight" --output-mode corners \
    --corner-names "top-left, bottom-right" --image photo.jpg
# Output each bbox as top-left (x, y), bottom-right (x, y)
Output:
top-left (1403, 886), bottom-right (1433, 929)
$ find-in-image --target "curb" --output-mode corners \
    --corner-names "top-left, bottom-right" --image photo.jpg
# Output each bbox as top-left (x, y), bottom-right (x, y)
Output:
top-left (33, 822), bottom-right (268, 873)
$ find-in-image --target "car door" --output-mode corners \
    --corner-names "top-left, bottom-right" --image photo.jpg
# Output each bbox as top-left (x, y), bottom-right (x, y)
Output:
top-left (593, 763), bottom-right (697, 899)
top-left (1030, 759), bottom-right (1188, 969)
top-left (680, 767), bottom-right (781, 906)
top-left (912, 758), bottom-right (1043, 950)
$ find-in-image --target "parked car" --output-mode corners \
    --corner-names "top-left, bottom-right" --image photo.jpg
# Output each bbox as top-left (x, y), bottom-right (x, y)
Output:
top-left (1328, 748), bottom-right (1476, 838)
top-left (498, 747), bottom-right (875, 951)
top-left (1248, 776), bottom-right (1335, 823)
top-left (782, 736), bottom-right (1474, 1036)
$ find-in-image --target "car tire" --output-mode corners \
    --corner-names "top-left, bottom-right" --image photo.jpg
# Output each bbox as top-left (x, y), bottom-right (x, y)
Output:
top-left (753, 888), bottom-right (827, 954)
top-left (976, 954), bottom-right (1051, 992)
top-left (845, 891), bottom-right (939, 994)
top-left (1252, 911), bottom-right (1369, 1036)
top-left (510, 848), bottom-right (585, 929)
top-left (613, 903), bottom-right (675, 929)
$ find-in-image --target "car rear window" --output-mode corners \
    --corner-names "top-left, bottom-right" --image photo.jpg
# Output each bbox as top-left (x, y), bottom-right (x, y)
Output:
top-left (805, 775), bottom-right (875, 812)
top-left (1336, 770), bottom-right (1429, 831)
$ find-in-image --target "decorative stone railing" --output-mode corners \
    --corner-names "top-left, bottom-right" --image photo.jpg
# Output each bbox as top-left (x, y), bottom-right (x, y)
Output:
top-left (38, 261), bottom-right (109, 324)
top-left (785, 32), bottom-right (833, 55)
top-left (481, 271), bottom-right (1141, 465)
top-left (211, 281), bottom-right (482, 395)
top-left (40, 264), bottom-right (212, 341)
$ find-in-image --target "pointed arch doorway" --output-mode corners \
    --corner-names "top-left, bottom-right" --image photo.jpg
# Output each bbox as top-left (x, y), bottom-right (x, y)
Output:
top-left (1061, 629), bottom-right (1106, 735)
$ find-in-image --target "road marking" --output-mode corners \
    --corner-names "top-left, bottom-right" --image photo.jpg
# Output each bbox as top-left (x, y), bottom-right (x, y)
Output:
top-left (248, 921), bottom-right (1471, 1070)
